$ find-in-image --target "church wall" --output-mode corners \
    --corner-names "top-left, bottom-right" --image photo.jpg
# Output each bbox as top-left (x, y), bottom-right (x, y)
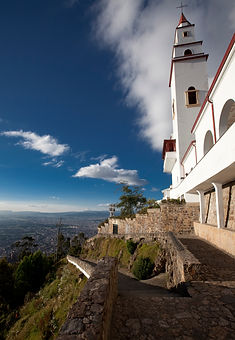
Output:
top-left (205, 182), bottom-right (235, 230)
top-left (194, 48), bottom-right (235, 160)
top-left (212, 51), bottom-right (235, 139)
top-left (183, 145), bottom-right (196, 175)
top-left (173, 59), bottom-right (208, 163)
top-left (98, 203), bottom-right (199, 237)
top-left (174, 43), bottom-right (203, 58)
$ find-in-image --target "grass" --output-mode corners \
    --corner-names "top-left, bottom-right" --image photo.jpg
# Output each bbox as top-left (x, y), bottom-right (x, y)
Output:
top-left (82, 237), bottom-right (161, 270)
top-left (136, 242), bottom-right (160, 262)
top-left (81, 237), bottom-right (131, 267)
top-left (6, 260), bottom-right (87, 340)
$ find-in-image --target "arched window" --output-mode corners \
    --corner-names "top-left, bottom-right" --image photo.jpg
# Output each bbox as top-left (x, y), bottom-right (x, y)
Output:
top-left (219, 99), bottom-right (235, 137)
top-left (203, 130), bottom-right (214, 155)
top-left (184, 49), bottom-right (192, 56)
top-left (185, 86), bottom-right (199, 106)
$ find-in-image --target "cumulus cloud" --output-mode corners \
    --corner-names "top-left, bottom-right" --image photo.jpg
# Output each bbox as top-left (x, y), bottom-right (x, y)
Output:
top-left (94, 0), bottom-right (235, 151)
top-left (73, 156), bottom-right (147, 185)
top-left (1, 130), bottom-right (69, 157)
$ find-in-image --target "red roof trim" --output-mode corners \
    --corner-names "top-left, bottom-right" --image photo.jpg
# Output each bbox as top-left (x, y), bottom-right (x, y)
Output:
top-left (178, 13), bottom-right (191, 27)
top-left (174, 41), bottom-right (203, 48)
top-left (191, 33), bottom-right (235, 133)
top-left (169, 54), bottom-right (209, 87)
top-left (162, 139), bottom-right (176, 160)
top-left (181, 140), bottom-right (196, 164)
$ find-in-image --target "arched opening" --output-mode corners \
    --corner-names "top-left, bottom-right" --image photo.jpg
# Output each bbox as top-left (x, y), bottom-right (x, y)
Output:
top-left (219, 99), bottom-right (235, 137)
top-left (203, 130), bottom-right (214, 155)
top-left (186, 86), bottom-right (198, 105)
top-left (184, 49), bottom-right (192, 56)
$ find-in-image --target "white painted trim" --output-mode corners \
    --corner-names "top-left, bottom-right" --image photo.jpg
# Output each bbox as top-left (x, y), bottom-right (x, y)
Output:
top-left (212, 182), bottom-right (224, 229)
top-left (67, 258), bottom-right (91, 278)
top-left (197, 190), bottom-right (205, 223)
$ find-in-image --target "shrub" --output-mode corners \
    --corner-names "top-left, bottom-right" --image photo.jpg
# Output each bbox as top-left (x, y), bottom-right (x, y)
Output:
top-left (126, 240), bottom-right (137, 254)
top-left (132, 256), bottom-right (154, 280)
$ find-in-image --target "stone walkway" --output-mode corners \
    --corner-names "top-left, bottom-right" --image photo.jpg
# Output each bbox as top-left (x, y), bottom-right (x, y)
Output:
top-left (110, 237), bottom-right (235, 340)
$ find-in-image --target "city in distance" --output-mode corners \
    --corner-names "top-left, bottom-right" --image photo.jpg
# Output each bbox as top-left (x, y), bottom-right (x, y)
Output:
top-left (0, 210), bottom-right (109, 260)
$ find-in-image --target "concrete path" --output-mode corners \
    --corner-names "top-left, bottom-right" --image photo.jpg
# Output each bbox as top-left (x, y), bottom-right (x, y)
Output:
top-left (110, 237), bottom-right (235, 340)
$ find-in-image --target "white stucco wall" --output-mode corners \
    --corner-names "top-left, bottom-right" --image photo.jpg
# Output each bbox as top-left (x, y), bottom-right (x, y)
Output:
top-left (182, 145), bottom-right (197, 175)
top-left (193, 44), bottom-right (235, 162)
top-left (173, 43), bottom-right (203, 58)
top-left (170, 123), bottom-right (235, 198)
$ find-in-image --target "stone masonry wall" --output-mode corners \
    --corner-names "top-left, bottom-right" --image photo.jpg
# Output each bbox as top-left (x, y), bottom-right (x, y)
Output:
top-left (205, 182), bottom-right (235, 230)
top-left (165, 232), bottom-right (201, 289)
top-left (98, 203), bottom-right (199, 237)
top-left (57, 257), bottom-right (118, 340)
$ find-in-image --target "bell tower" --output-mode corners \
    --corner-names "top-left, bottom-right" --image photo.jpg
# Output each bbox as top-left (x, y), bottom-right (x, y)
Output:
top-left (165, 12), bottom-right (209, 190)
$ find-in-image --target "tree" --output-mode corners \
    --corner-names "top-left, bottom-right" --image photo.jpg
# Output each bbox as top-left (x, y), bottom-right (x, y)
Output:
top-left (56, 232), bottom-right (70, 260)
top-left (116, 185), bottom-right (147, 218)
top-left (11, 236), bottom-right (38, 261)
top-left (0, 258), bottom-right (14, 305)
top-left (69, 233), bottom-right (86, 256)
top-left (14, 251), bottom-right (51, 301)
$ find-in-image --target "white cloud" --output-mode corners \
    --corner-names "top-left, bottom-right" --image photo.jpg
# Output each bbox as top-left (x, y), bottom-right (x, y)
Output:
top-left (73, 156), bottom-right (147, 186)
top-left (1, 130), bottom-right (69, 157)
top-left (94, 0), bottom-right (235, 151)
top-left (0, 200), bottom-right (86, 213)
top-left (43, 159), bottom-right (64, 168)
top-left (90, 154), bottom-right (108, 162)
top-left (151, 187), bottom-right (159, 192)
top-left (73, 150), bottom-right (89, 162)
top-left (97, 203), bottom-right (111, 207)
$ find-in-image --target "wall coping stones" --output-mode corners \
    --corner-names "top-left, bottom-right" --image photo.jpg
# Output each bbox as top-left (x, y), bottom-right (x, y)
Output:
top-left (67, 255), bottom-right (94, 278)
top-left (57, 256), bottom-right (118, 340)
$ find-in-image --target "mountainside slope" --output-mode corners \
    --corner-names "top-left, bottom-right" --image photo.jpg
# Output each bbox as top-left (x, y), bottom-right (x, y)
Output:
top-left (6, 260), bottom-right (87, 340)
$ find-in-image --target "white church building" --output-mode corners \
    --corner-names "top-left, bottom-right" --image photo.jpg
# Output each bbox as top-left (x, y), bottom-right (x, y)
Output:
top-left (162, 13), bottom-right (235, 234)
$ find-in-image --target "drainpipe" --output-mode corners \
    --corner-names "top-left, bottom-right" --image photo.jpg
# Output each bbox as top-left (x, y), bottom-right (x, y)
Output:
top-left (193, 141), bottom-right (197, 164)
top-left (208, 98), bottom-right (217, 143)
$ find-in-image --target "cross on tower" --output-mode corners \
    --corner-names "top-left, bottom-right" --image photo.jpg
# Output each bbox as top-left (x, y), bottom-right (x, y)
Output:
top-left (176, 1), bottom-right (188, 13)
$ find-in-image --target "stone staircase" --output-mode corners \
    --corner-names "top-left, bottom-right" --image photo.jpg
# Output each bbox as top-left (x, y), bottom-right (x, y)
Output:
top-left (110, 237), bottom-right (235, 340)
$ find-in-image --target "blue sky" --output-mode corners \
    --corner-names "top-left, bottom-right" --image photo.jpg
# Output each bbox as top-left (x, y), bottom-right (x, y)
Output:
top-left (0, 0), bottom-right (234, 212)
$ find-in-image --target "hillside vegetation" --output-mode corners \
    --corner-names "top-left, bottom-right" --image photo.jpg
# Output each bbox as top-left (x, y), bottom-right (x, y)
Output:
top-left (81, 237), bottom-right (161, 272)
top-left (4, 236), bottom-right (162, 339)
top-left (6, 260), bottom-right (87, 340)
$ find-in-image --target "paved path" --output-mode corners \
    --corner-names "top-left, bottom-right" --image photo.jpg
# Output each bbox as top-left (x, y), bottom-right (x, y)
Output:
top-left (179, 237), bottom-right (235, 281)
top-left (110, 237), bottom-right (235, 340)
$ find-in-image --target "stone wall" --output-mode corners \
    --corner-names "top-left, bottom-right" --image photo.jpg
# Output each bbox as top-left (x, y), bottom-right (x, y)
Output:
top-left (57, 256), bottom-right (118, 340)
top-left (194, 222), bottom-right (235, 257)
top-left (165, 232), bottom-right (201, 289)
top-left (98, 203), bottom-right (199, 237)
top-left (67, 255), bottom-right (94, 278)
top-left (205, 182), bottom-right (235, 230)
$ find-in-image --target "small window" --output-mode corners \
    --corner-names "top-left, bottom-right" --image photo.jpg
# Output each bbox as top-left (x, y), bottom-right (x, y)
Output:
top-left (113, 224), bottom-right (118, 235)
top-left (185, 86), bottom-right (200, 107)
top-left (183, 31), bottom-right (189, 37)
top-left (184, 49), bottom-right (192, 56)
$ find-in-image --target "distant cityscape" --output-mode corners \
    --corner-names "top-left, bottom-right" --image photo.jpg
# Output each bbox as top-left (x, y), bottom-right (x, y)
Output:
top-left (0, 210), bottom-right (109, 260)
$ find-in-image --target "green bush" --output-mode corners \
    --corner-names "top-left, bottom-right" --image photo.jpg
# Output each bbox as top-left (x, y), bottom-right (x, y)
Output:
top-left (126, 240), bottom-right (137, 254)
top-left (132, 256), bottom-right (154, 280)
